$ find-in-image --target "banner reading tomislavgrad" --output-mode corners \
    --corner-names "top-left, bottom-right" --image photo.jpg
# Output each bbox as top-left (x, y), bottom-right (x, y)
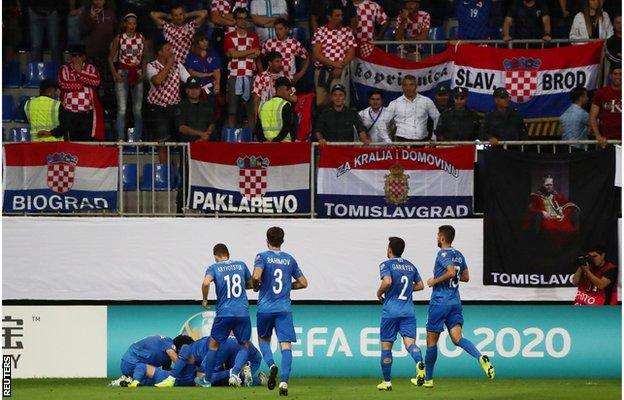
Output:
top-left (317, 145), bottom-right (475, 218)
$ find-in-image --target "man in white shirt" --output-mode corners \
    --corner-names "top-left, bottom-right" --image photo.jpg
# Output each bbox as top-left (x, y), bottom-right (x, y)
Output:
top-left (386, 74), bottom-right (439, 141)
top-left (250, 0), bottom-right (288, 44)
top-left (358, 90), bottom-right (392, 143)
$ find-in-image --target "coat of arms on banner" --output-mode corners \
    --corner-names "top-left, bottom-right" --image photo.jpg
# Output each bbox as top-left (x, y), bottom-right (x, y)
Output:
top-left (384, 163), bottom-right (409, 205)
top-left (237, 156), bottom-right (270, 200)
top-left (503, 57), bottom-right (541, 103)
top-left (46, 152), bottom-right (78, 193)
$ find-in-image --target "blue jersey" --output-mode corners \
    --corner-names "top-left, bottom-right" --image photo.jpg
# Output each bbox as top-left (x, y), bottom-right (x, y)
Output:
top-left (430, 248), bottom-right (467, 305)
top-left (456, 0), bottom-right (492, 40)
top-left (379, 258), bottom-right (422, 318)
top-left (255, 250), bottom-right (304, 313)
top-left (205, 260), bottom-right (251, 317)
top-left (121, 335), bottom-right (174, 368)
top-left (186, 336), bottom-right (238, 369)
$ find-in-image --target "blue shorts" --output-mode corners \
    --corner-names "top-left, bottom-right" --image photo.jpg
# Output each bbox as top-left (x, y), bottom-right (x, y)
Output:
top-left (210, 316), bottom-right (252, 345)
top-left (257, 312), bottom-right (296, 343)
top-left (380, 316), bottom-right (416, 342)
top-left (120, 359), bottom-right (136, 377)
top-left (426, 304), bottom-right (464, 333)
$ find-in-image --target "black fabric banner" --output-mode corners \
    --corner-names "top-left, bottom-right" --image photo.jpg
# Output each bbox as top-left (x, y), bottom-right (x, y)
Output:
top-left (481, 148), bottom-right (618, 287)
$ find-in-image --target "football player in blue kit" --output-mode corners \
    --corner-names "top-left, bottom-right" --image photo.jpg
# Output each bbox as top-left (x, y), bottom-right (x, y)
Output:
top-left (253, 227), bottom-right (308, 396)
top-left (423, 225), bottom-right (495, 388)
top-left (376, 236), bottom-right (425, 391)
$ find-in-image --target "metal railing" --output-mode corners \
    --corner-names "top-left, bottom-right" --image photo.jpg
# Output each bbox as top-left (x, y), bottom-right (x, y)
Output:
top-left (2, 140), bottom-right (620, 218)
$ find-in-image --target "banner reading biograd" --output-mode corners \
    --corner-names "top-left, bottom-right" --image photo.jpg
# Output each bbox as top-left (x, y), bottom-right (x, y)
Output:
top-left (317, 145), bottom-right (474, 218)
top-left (188, 142), bottom-right (310, 214)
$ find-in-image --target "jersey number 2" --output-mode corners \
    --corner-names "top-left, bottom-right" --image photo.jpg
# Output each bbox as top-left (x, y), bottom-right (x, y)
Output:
top-left (224, 275), bottom-right (243, 298)
top-left (398, 276), bottom-right (410, 300)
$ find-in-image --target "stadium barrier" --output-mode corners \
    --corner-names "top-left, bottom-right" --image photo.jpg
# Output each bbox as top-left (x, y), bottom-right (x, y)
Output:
top-left (2, 140), bottom-right (618, 217)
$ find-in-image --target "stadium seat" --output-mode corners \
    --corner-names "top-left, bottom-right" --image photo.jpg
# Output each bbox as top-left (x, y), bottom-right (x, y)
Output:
top-left (10, 127), bottom-right (31, 142)
top-left (122, 164), bottom-right (139, 191)
top-left (3, 95), bottom-right (14, 122)
top-left (428, 26), bottom-right (446, 54)
top-left (3, 61), bottom-right (22, 88)
top-left (140, 163), bottom-right (177, 191)
top-left (292, 0), bottom-right (307, 21)
top-left (448, 25), bottom-right (458, 40)
top-left (221, 127), bottom-right (253, 142)
top-left (23, 62), bottom-right (58, 88)
top-left (13, 96), bottom-right (32, 123)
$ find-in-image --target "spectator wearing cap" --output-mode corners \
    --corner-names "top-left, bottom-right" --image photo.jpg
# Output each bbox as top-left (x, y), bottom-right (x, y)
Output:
top-left (57, 44), bottom-right (103, 141)
top-left (261, 18), bottom-right (310, 83)
top-left (395, 0), bottom-right (431, 61)
top-left (224, 7), bottom-right (262, 128)
top-left (24, 79), bottom-right (63, 142)
top-left (456, 0), bottom-right (494, 40)
top-left (250, 0), bottom-right (288, 44)
top-left (435, 87), bottom-right (480, 142)
top-left (175, 76), bottom-right (216, 213)
top-left (151, 4), bottom-right (208, 65)
top-left (480, 87), bottom-right (527, 145)
top-left (590, 64), bottom-right (622, 143)
top-left (353, 0), bottom-right (390, 43)
top-left (559, 86), bottom-right (589, 149)
top-left (358, 90), bottom-right (393, 143)
top-left (433, 83), bottom-right (453, 114)
top-left (252, 51), bottom-right (297, 126)
top-left (503, 0), bottom-right (552, 43)
top-left (108, 13), bottom-right (145, 141)
top-left (315, 84), bottom-right (369, 145)
top-left (146, 42), bottom-right (180, 162)
top-left (257, 77), bottom-right (296, 142)
top-left (386, 74), bottom-right (439, 142)
top-left (312, 5), bottom-right (357, 107)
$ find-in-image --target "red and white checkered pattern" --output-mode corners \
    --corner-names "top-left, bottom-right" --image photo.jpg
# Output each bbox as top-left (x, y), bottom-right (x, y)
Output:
top-left (118, 33), bottom-right (144, 67)
top-left (252, 70), bottom-right (296, 102)
top-left (146, 60), bottom-right (181, 107)
top-left (262, 37), bottom-right (308, 80)
top-left (47, 163), bottom-right (76, 193)
top-left (504, 70), bottom-right (538, 103)
top-left (355, 0), bottom-right (388, 43)
top-left (396, 10), bottom-right (430, 38)
top-left (224, 31), bottom-right (260, 78)
top-left (59, 63), bottom-right (100, 112)
top-left (239, 168), bottom-right (268, 199)
top-left (162, 21), bottom-right (198, 64)
top-left (311, 25), bottom-right (357, 68)
top-left (211, 0), bottom-right (250, 33)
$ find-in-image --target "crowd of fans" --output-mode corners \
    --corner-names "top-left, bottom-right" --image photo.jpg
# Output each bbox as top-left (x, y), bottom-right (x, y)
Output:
top-left (2, 0), bottom-right (621, 148)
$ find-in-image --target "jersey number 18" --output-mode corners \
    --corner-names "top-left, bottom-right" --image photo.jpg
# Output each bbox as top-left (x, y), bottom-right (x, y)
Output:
top-left (224, 274), bottom-right (243, 298)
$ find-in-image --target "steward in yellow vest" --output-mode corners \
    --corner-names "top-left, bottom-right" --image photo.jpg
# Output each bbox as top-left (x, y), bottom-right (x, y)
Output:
top-left (24, 79), bottom-right (63, 142)
top-left (257, 77), bottom-right (295, 142)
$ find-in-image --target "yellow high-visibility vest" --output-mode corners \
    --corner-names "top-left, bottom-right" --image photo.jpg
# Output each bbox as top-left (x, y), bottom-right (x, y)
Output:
top-left (259, 97), bottom-right (291, 142)
top-left (24, 96), bottom-right (62, 142)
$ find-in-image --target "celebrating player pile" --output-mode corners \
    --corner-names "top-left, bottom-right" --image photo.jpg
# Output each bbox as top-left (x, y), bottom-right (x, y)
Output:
top-left (376, 225), bottom-right (495, 391)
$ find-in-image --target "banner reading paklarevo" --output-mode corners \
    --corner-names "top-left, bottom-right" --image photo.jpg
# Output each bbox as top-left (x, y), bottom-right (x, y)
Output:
top-left (317, 145), bottom-right (474, 218)
top-left (481, 148), bottom-right (618, 287)
top-left (188, 142), bottom-right (311, 214)
top-left (3, 142), bottom-right (118, 212)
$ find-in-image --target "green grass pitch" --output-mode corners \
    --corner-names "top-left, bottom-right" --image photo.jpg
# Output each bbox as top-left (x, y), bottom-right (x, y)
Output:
top-left (10, 378), bottom-right (621, 400)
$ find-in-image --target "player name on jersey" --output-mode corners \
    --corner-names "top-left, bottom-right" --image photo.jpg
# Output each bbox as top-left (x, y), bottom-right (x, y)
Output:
top-left (318, 145), bottom-right (475, 218)
top-left (188, 142), bottom-right (311, 214)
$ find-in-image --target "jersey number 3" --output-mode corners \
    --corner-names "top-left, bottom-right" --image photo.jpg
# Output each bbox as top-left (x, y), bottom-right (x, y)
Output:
top-left (273, 269), bottom-right (283, 294)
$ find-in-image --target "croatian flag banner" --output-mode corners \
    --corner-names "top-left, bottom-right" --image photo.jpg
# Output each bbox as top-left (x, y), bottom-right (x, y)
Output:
top-left (3, 142), bottom-right (118, 212)
top-left (189, 142), bottom-right (311, 214)
top-left (451, 41), bottom-right (603, 117)
top-left (317, 145), bottom-right (475, 218)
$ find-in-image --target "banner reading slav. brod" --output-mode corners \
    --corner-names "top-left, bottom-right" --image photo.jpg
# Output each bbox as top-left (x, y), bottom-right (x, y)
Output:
top-left (188, 142), bottom-right (311, 214)
top-left (3, 142), bottom-right (118, 212)
top-left (317, 145), bottom-right (474, 218)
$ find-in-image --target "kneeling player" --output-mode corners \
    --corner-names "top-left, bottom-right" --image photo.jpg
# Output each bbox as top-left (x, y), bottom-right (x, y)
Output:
top-left (423, 225), bottom-right (495, 388)
top-left (376, 237), bottom-right (425, 391)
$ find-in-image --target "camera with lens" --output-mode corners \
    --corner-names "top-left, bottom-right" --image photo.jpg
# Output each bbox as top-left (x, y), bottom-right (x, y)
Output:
top-left (575, 254), bottom-right (592, 267)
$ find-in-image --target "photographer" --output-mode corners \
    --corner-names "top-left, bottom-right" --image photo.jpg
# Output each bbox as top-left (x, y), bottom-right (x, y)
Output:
top-left (572, 245), bottom-right (618, 306)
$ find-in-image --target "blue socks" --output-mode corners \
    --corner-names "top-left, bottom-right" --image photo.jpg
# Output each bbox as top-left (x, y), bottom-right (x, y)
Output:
top-left (259, 341), bottom-right (275, 368)
top-left (280, 349), bottom-right (292, 383)
top-left (380, 349), bottom-right (393, 382)
top-left (201, 348), bottom-right (218, 382)
top-left (232, 346), bottom-right (249, 375)
top-left (407, 344), bottom-right (423, 364)
top-left (425, 345), bottom-right (437, 380)
top-left (457, 338), bottom-right (481, 359)
top-left (132, 363), bottom-right (147, 382)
